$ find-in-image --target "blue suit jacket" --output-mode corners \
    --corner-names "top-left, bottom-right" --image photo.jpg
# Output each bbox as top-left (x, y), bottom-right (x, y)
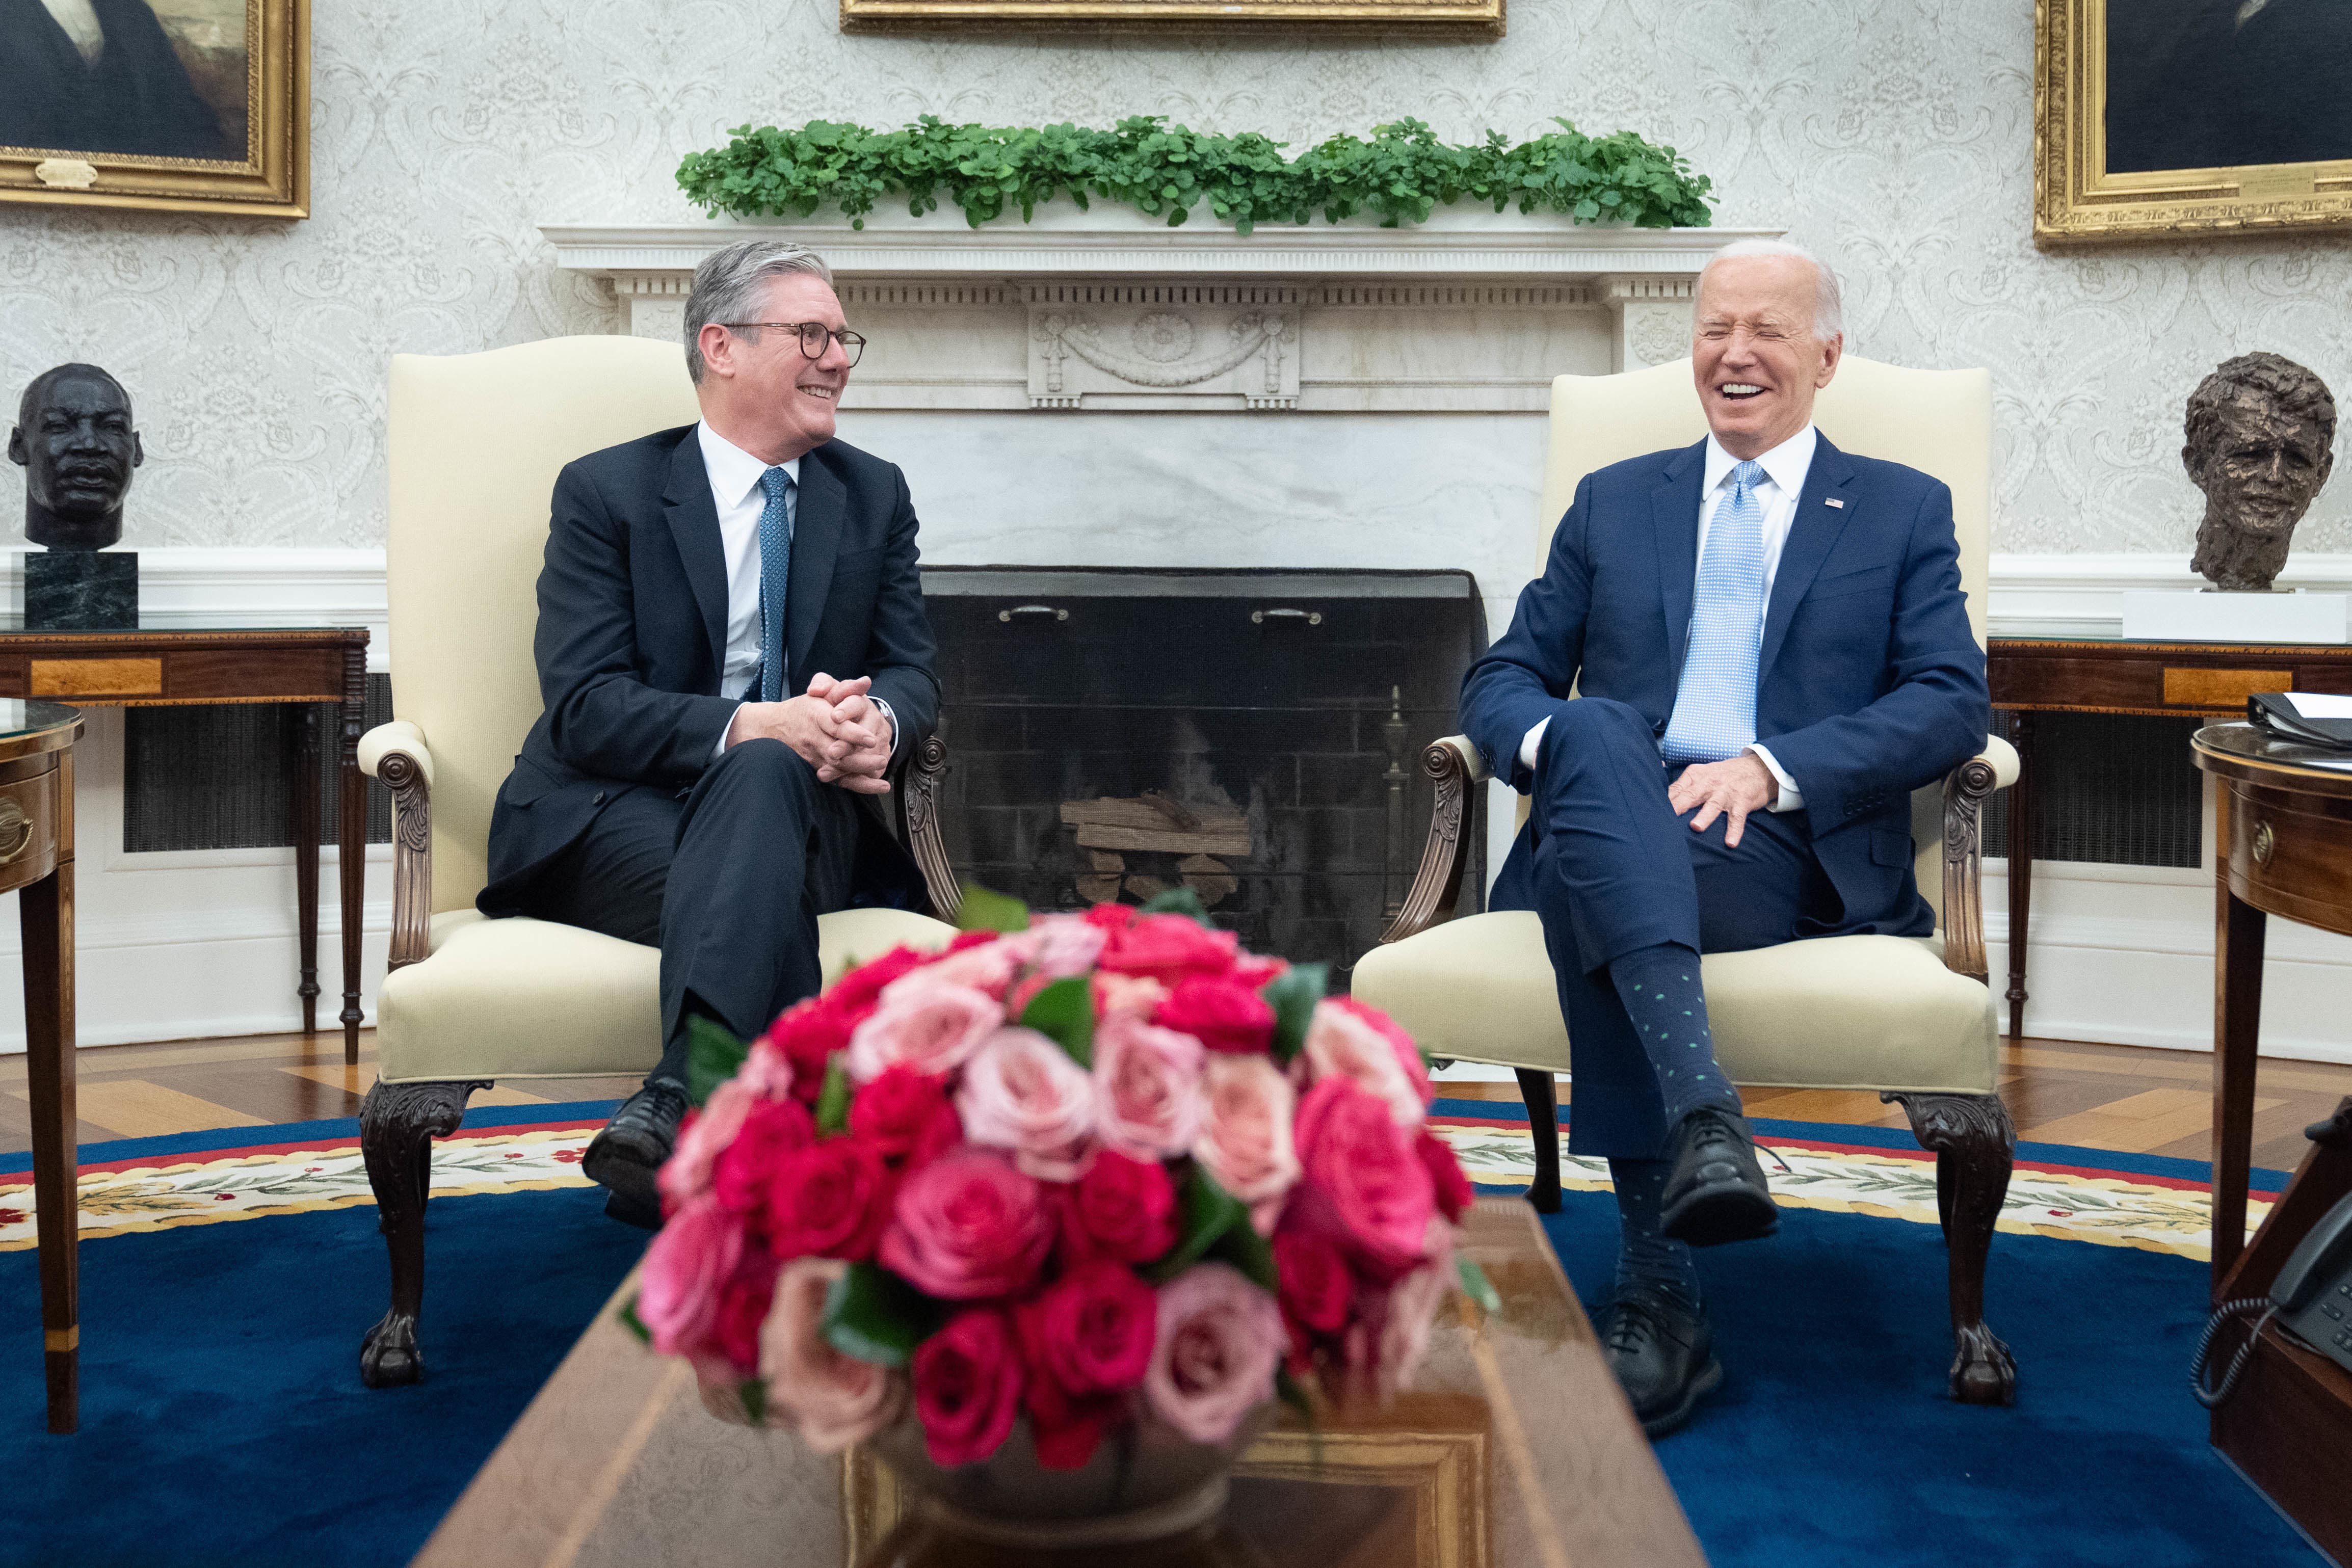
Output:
top-left (1462, 434), bottom-right (1990, 933)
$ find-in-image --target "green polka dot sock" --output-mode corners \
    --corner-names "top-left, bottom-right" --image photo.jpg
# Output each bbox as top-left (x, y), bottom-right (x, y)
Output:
top-left (1607, 940), bottom-right (1741, 1126)
top-left (1609, 1155), bottom-right (1701, 1313)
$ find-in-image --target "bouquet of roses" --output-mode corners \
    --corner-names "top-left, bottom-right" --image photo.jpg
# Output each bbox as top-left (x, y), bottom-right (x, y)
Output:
top-left (623, 888), bottom-right (1491, 1473)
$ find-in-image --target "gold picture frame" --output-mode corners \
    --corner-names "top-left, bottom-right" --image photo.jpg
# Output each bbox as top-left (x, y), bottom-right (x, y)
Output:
top-left (839, 0), bottom-right (1501, 39)
top-left (1, 0), bottom-right (309, 219)
top-left (2036, 0), bottom-right (2352, 246)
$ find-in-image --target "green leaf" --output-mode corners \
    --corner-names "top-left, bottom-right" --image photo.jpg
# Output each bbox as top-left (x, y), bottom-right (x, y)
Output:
top-left (822, 1262), bottom-right (944, 1368)
top-left (815, 1056), bottom-right (852, 1134)
top-left (618, 1294), bottom-right (651, 1345)
top-left (685, 1014), bottom-right (749, 1107)
top-left (955, 882), bottom-right (1032, 934)
top-left (1208, 1208), bottom-right (1279, 1293)
top-left (1260, 963), bottom-right (1328, 1066)
top-left (739, 1377), bottom-right (769, 1427)
top-left (1019, 975), bottom-right (1096, 1068)
top-left (1456, 1256), bottom-right (1501, 1315)
top-left (1144, 1165), bottom-right (1249, 1283)
top-left (1136, 885), bottom-right (1214, 926)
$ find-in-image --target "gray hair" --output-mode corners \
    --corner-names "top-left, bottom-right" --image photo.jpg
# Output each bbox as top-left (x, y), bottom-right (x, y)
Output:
top-left (1698, 238), bottom-right (1844, 342)
top-left (683, 239), bottom-right (835, 384)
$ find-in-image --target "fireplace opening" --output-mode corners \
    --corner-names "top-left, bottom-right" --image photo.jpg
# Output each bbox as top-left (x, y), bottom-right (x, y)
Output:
top-left (922, 567), bottom-right (1486, 987)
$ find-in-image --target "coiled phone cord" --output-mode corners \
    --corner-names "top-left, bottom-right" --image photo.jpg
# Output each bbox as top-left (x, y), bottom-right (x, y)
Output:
top-left (2190, 1298), bottom-right (2277, 1409)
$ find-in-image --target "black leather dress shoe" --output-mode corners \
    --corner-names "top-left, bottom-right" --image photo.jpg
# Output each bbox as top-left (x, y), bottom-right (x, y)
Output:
top-left (1597, 1286), bottom-right (1722, 1438)
top-left (1658, 1106), bottom-right (1780, 1246)
top-left (583, 1082), bottom-right (689, 1229)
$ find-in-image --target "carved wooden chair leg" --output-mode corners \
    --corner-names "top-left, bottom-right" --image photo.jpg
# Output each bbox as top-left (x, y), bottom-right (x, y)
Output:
top-left (1516, 1069), bottom-right (1564, 1214)
top-left (359, 1078), bottom-right (490, 1389)
top-left (1884, 1090), bottom-right (2018, 1406)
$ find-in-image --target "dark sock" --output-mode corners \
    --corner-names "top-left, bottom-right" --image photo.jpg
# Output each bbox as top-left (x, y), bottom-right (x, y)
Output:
top-left (1608, 941), bottom-right (1741, 1125)
top-left (1609, 1156), bottom-right (1701, 1312)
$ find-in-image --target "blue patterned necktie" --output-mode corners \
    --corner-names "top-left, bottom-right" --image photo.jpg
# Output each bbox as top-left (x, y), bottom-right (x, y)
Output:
top-left (1662, 459), bottom-right (1767, 765)
top-left (757, 466), bottom-right (795, 703)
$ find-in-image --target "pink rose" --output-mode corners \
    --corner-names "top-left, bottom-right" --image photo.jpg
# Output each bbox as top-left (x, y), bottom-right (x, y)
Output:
top-left (1291, 1077), bottom-right (1438, 1282)
top-left (638, 1197), bottom-right (746, 1362)
top-left (737, 1035), bottom-right (799, 1101)
top-left (1417, 1128), bottom-right (1474, 1223)
top-left (1092, 972), bottom-right (1170, 1020)
top-left (1092, 1012), bottom-right (1207, 1162)
top-left (1145, 1262), bottom-right (1283, 1444)
top-left (1342, 1220), bottom-right (1455, 1406)
top-left (922, 935), bottom-right (1022, 999)
top-left (659, 1074), bottom-right (757, 1210)
top-left (1301, 998), bottom-right (1431, 1127)
top-left (845, 976), bottom-right (1005, 1084)
top-left (1100, 914), bottom-right (1240, 985)
top-left (913, 1307), bottom-right (1025, 1467)
top-left (1193, 1054), bottom-right (1299, 1234)
top-left (880, 1148), bottom-right (1055, 1300)
top-left (1001, 913), bottom-right (1109, 979)
top-left (828, 945), bottom-right (943, 1017)
top-left (760, 1258), bottom-right (908, 1452)
top-left (956, 1027), bottom-right (1097, 1182)
top-left (1154, 975), bottom-right (1277, 1055)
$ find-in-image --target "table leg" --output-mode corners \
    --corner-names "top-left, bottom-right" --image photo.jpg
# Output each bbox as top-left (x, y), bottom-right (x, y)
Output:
top-left (290, 703), bottom-right (321, 1035)
top-left (339, 651), bottom-right (366, 1065)
top-left (2004, 709), bottom-right (2034, 1041)
top-left (2212, 857), bottom-right (2266, 1294)
top-left (22, 846), bottom-right (75, 1432)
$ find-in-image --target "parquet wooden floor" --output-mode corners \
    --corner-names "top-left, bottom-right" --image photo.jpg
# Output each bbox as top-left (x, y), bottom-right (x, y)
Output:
top-left (1, 1030), bottom-right (2346, 1173)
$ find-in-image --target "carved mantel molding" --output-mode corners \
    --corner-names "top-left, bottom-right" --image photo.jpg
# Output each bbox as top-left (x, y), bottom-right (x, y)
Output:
top-left (540, 215), bottom-right (1779, 413)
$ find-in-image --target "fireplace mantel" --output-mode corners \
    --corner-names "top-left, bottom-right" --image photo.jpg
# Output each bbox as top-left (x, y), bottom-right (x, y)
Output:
top-left (541, 214), bottom-right (1777, 413)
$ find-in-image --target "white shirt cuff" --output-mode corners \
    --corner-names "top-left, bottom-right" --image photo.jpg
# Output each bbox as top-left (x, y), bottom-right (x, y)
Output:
top-left (1517, 716), bottom-right (1549, 774)
top-left (871, 698), bottom-right (898, 760)
top-left (713, 701), bottom-right (746, 762)
top-left (1746, 743), bottom-right (1804, 812)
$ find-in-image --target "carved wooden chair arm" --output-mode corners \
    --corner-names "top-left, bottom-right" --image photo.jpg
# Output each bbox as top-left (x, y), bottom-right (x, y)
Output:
top-left (358, 722), bottom-right (435, 972)
top-left (897, 732), bottom-right (960, 924)
top-left (1377, 735), bottom-right (1487, 946)
top-left (1938, 734), bottom-right (2019, 986)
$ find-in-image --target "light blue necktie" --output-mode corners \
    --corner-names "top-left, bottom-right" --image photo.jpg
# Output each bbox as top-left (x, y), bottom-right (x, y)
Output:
top-left (757, 466), bottom-right (795, 703)
top-left (1661, 459), bottom-right (1767, 765)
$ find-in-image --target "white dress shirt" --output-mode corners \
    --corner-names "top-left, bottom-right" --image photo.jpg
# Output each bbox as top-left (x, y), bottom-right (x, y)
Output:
top-left (697, 422), bottom-right (893, 761)
top-left (1516, 423), bottom-right (1819, 811)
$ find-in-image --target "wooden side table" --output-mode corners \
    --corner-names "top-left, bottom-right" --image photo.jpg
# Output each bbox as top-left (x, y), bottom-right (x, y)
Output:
top-left (1, 701), bottom-right (87, 1433)
top-left (1988, 637), bottom-right (2352, 1039)
top-left (0, 626), bottom-right (372, 1061)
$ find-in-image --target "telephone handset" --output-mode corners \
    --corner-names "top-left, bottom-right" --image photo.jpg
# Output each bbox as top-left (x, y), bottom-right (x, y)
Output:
top-left (2195, 1190), bottom-right (2352, 1407)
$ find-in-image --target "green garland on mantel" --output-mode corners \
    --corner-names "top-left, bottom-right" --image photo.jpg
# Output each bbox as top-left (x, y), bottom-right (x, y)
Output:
top-left (676, 116), bottom-right (1714, 234)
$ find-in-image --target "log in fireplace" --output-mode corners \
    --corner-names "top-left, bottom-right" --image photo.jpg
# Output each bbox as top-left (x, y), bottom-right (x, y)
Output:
top-left (922, 567), bottom-right (1485, 986)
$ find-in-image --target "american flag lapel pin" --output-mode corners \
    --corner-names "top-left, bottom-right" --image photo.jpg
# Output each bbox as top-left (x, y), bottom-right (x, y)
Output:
top-left (1825, 497), bottom-right (1845, 509)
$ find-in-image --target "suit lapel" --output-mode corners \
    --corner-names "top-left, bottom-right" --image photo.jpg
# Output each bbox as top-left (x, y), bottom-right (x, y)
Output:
top-left (1758, 435), bottom-right (1858, 678)
top-left (661, 433), bottom-right (730, 685)
top-left (785, 446), bottom-right (846, 687)
top-left (1651, 439), bottom-right (1708, 677)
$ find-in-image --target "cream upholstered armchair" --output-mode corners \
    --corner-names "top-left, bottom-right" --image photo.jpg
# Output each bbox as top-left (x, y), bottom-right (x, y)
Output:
top-left (1353, 356), bottom-right (2023, 1405)
top-left (356, 336), bottom-right (961, 1389)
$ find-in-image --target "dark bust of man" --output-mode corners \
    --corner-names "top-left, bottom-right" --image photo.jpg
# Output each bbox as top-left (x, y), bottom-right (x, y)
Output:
top-left (2184, 352), bottom-right (2337, 593)
top-left (8, 363), bottom-right (143, 551)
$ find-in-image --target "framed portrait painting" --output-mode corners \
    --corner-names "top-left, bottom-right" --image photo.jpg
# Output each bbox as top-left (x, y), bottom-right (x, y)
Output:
top-left (0, 0), bottom-right (308, 218)
top-left (2038, 0), bottom-right (2352, 245)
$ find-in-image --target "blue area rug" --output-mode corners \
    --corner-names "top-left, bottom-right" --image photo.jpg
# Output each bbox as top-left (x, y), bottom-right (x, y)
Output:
top-left (0, 1099), bottom-right (2325, 1567)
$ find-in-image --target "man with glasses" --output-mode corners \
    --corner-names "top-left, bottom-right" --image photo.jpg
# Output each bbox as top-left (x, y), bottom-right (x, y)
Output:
top-left (478, 238), bottom-right (938, 1227)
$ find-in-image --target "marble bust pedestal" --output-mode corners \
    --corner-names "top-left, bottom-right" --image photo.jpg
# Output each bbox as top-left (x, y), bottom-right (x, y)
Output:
top-left (25, 550), bottom-right (138, 630)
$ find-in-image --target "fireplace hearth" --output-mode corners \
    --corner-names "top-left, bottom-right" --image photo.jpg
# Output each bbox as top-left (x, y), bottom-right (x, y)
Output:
top-left (922, 567), bottom-right (1485, 986)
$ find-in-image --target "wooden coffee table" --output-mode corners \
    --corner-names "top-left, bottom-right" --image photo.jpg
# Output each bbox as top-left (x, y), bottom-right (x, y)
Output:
top-left (413, 1198), bottom-right (1703, 1568)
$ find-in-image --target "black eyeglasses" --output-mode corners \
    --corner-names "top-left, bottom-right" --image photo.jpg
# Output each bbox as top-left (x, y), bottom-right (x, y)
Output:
top-left (718, 320), bottom-right (867, 368)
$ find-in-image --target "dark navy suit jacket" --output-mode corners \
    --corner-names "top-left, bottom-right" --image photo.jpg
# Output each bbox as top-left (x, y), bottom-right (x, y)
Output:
top-left (479, 424), bottom-right (940, 915)
top-left (1461, 433), bottom-right (1990, 934)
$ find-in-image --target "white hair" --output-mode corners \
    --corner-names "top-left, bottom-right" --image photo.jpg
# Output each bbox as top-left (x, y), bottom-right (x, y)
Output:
top-left (683, 240), bottom-right (835, 384)
top-left (1698, 238), bottom-right (1844, 341)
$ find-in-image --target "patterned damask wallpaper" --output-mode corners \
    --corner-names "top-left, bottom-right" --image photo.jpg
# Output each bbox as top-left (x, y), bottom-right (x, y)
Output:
top-left (1, 0), bottom-right (2347, 553)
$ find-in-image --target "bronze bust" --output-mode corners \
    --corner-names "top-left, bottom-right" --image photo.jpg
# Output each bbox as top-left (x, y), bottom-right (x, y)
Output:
top-left (8, 363), bottom-right (144, 552)
top-left (2184, 352), bottom-right (2337, 593)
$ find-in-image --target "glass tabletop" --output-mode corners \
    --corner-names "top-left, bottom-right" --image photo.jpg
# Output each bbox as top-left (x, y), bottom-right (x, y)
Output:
top-left (0, 700), bottom-right (82, 739)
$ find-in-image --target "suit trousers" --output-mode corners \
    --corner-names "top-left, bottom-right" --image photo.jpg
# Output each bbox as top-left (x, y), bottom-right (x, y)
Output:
top-left (1530, 698), bottom-right (1842, 1160)
top-left (511, 738), bottom-right (860, 1087)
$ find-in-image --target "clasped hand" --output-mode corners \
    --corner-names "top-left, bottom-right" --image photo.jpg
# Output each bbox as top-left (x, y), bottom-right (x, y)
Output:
top-left (1665, 753), bottom-right (1776, 847)
top-left (724, 673), bottom-right (894, 795)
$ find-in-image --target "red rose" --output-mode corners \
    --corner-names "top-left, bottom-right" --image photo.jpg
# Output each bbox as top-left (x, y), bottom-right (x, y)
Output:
top-left (1082, 902), bottom-right (1137, 933)
top-left (880, 1149), bottom-right (1055, 1299)
top-left (765, 1137), bottom-right (893, 1261)
top-left (1229, 953), bottom-right (1288, 990)
top-left (1099, 914), bottom-right (1240, 985)
top-left (765, 999), bottom-right (855, 1102)
top-left (1416, 1129), bottom-right (1473, 1224)
top-left (712, 1099), bottom-right (817, 1213)
top-left (1014, 1274), bottom-right (1147, 1472)
top-left (1019, 1359), bottom-right (1119, 1471)
top-left (1292, 1078), bottom-right (1437, 1282)
top-left (710, 1249), bottom-right (779, 1376)
top-left (905, 1102), bottom-right (965, 1170)
top-left (1058, 1150), bottom-right (1179, 1266)
top-left (828, 945), bottom-right (940, 1017)
top-left (945, 928), bottom-right (1001, 954)
top-left (912, 1307), bottom-right (1025, 1467)
top-left (1153, 975), bottom-right (1277, 1055)
top-left (849, 1064), bottom-right (953, 1161)
top-left (1273, 1229), bottom-right (1353, 1335)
